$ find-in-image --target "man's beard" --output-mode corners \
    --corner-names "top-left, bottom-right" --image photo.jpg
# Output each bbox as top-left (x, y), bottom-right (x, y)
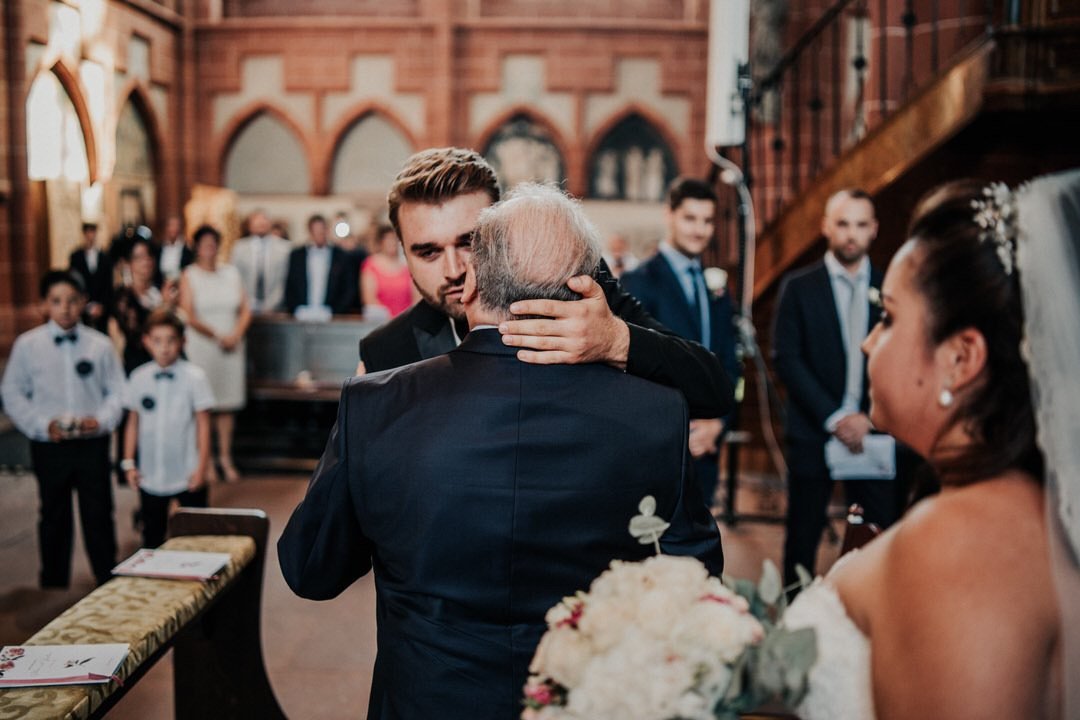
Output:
top-left (416, 278), bottom-right (466, 320)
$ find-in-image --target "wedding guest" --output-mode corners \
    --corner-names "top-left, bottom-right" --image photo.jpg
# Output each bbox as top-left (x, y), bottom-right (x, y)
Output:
top-left (772, 189), bottom-right (897, 584)
top-left (360, 223), bottom-right (414, 319)
top-left (784, 174), bottom-right (1079, 719)
top-left (69, 222), bottom-right (113, 332)
top-left (602, 232), bottom-right (639, 277)
top-left (121, 309), bottom-right (214, 549)
top-left (621, 178), bottom-right (740, 509)
top-left (231, 210), bottom-right (291, 313)
top-left (1, 271), bottom-right (124, 587)
top-left (279, 184), bottom-right (723, 719)
top-left (155, 215), bottom-right (193, 295)
top-left (284, 214), bottom-right (360, 316)
top-left (110, 235), bottom-right (165, 375)
top-left (178, 225), bottom-right (251, 483)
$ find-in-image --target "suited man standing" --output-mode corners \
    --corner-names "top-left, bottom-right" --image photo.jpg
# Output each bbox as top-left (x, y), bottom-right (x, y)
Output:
top-left (772, 188), bottom-right (897, 584)
top-left (284, 214), bottom-right (361, 315)
top-left (69, 222), bottom-right (113, 332)
top-left (620, 178), bottom-right (740, 509)
top-left (155, 216), bottom-right (193, 286)
top-left (231, 210), bottom-right (291, 313)
top-left (279, 183), bottom-right (723, 719)
top-left (358, 147), bottom-right (733, 421)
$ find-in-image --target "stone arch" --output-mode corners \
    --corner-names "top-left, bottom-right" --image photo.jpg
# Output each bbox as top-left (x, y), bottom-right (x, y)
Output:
top-left (26, 60), bottom-right (97, 183)
top-left (585, 105), bottom-right (681, 202)
top-left (218, 104), bottom-right (313, 194)
top-left (475, 107), bottom-right (572, 191)
top-left (325, 105), bottom-right (418, 196)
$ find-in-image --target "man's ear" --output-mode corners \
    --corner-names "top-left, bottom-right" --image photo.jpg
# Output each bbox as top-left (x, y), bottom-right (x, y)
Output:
top-left (937, 327), bottom-right (988, 394)
top-left (461, 263), bottom-right (478, 305)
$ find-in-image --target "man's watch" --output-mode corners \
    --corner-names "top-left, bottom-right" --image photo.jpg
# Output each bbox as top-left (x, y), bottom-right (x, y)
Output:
top-left (120, 459), bottom-right (137, 472)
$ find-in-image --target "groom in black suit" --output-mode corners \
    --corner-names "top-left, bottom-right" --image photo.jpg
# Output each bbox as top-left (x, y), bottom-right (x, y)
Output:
top-left (358, 147), bottom-right (733, 421)
top-left (279, 184), bottom-right (724, 719)
top-left (772, 188), bottom-right (897, 584)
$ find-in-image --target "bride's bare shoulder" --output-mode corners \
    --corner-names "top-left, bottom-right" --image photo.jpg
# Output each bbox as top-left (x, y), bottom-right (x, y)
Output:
top-left (889, 472), bottom-right (1047, 578)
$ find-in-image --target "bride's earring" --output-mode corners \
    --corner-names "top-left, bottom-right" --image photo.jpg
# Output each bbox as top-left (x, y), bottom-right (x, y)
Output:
top-left (938, 387), bottom-right (954, 408)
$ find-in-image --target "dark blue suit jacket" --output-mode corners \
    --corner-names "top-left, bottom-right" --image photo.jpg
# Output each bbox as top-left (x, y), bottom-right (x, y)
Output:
top-left (283, 245), bottom-right (362, 315)
top-left (620, 252), bottom-right (741, 406)
top-left (279, 329), bottom-right (724, 719)
top-left (771, 260), bottom-right (883, 476)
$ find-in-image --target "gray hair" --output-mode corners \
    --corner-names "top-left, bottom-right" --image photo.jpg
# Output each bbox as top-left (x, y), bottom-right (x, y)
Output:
top-left (471, 183), bottom-right (602, 316)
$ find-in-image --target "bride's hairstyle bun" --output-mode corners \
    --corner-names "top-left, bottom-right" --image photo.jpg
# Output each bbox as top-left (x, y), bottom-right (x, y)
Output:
top-left (907, 180), bottom-right (1043, 484)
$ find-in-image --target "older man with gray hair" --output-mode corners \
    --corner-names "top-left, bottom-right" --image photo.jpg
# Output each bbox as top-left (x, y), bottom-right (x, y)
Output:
top-left (279, 183), bottom-right (724, 720)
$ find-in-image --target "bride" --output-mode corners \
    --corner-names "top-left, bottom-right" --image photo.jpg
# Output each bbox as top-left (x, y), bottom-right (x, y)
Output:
top-left (785, 171), bottom-right (1079, 719)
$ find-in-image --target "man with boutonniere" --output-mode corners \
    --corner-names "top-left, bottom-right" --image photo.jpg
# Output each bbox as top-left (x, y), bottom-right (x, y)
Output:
top-left (621, 177), bottom-right (741, 512)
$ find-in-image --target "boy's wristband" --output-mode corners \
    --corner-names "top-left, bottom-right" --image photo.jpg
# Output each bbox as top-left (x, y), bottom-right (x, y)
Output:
top-left (120, 459), bottom-right (137, 472)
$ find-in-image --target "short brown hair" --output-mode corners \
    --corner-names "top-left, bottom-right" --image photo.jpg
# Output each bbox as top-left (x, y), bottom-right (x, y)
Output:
top-left (667, 177), bottom-right (717, 210)
top-left (387, 148), bottom-right (500, 234)
top-left (144, 308), bottom-right (185, 338)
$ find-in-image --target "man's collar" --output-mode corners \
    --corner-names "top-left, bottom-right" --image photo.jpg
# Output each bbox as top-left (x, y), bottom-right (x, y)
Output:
top-left (456, 327), bottom-right (518, 357)
top-left (47, 320), bottom-right (79, 339)
top-left (658, 241), bottom-right (700, 272)
top-left (824, 251), bottom-right (869, 281)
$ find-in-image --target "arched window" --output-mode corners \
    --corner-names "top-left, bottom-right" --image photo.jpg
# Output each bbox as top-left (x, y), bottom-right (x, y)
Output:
top-left (588, 113), bottom-right (677, 202)
top-left (223, 112), bottom-right (309, 194)
top-left (114, 97), bottom-right (157, 226)
top-left (330, 113), bottom-right (413, 195)
top-left (482, 114), bottom-right (565, 189)
top-left (27, 71), bottom-right (89, 183)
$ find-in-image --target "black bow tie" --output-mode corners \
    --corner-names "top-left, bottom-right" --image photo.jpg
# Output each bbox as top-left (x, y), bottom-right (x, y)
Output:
top-left (54, 332), bottom-right (77, 345)
top-left (155, 371), bottom-right (175, 380)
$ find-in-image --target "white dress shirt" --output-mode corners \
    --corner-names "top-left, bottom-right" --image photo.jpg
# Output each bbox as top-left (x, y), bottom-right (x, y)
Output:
top-left (823, 251), bottom-right (871, 432)
top-left (305, 245), bottom-right (332, 309)
top-left (160, 241), bottom-right (185, 278)
top-left (1, 321), bottom-right (125, 441)
top-left (123, 360), bottom-right (215, 496)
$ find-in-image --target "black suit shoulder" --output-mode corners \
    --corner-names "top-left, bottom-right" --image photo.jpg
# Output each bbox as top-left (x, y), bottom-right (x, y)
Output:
top-left (358, 302), bottom-right (426, 371)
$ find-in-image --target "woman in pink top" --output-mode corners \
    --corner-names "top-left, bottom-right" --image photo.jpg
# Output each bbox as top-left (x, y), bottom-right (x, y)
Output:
top-left (361, 224), bottom-right (416, 318)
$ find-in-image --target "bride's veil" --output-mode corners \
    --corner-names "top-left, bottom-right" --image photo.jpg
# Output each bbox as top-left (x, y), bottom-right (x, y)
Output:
top-left (1015, 168), bottom-right (1080, 718)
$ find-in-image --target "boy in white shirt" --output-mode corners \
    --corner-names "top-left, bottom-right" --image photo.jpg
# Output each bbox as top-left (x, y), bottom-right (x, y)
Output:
top-left (121, 309), bottom-right (215, 548)
top-left (1, 270), bottom-right (125, 587)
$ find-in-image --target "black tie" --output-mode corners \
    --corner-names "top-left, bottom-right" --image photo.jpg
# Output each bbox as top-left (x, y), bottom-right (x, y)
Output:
top-left (54, 332), bottom-right (77, 345)
top-left (155, 371), bottom-right (175, 380)
top-left (686, 266), bottom-right (704, 343)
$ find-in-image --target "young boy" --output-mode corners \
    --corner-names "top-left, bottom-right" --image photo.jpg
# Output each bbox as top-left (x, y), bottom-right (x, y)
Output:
top-left (121, 309), bottom-right (215, 548)
top-left (1, 270), bottom-right (125, 587)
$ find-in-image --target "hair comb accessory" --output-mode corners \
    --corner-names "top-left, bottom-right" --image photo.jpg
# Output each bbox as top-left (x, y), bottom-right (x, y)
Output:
top-left (971, 182), bottom-right (1017, 275)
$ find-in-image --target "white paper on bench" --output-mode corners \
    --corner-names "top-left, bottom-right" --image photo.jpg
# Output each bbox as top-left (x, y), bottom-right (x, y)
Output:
top-left (0, 644), bottom-right (129, 687)
top-left (112, 548), bottom-right (232, 580)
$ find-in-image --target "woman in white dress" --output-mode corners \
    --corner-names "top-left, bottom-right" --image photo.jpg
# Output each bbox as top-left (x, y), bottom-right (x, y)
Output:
top-left (786, 172), bottom-right (1079, 719)
top-left (178, 225), bottom-right (251, 483)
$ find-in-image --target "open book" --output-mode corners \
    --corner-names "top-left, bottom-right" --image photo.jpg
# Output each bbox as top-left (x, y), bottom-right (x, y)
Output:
top-left (0, 644), bottom-right (128, 687)
top-left (112, 548), bottom-right (232, 581)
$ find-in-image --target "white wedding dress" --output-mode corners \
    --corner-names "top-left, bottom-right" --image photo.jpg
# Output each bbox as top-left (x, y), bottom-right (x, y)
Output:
top-left (783, 579), bottom-right (876, 720)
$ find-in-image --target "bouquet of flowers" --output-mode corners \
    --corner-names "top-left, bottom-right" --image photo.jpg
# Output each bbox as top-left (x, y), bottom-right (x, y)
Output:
top-left (523, 498), bottom-right (815, 720)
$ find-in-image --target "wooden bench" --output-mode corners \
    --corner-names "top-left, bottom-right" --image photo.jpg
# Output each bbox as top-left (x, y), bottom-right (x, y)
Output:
top-left (0, 508), bottom-right (285, 719)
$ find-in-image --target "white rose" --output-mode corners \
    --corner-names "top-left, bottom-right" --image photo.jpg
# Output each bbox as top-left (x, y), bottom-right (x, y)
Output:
top-left (533, 627), bottom-right (593, 688)
top-left (704, 267), bottom-right (729, 296)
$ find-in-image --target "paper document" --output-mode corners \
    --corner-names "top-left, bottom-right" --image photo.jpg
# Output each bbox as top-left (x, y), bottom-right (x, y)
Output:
top-left (0, 644), bottom-right (128, 687)
top-left (112, 549), bottom-right (231, 581)
top-left (825, 434), bottom-right (896, 480)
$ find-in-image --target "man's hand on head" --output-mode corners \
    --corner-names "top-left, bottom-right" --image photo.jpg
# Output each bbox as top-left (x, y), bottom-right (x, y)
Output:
top-left (499, 275), bottom-right (630, 369)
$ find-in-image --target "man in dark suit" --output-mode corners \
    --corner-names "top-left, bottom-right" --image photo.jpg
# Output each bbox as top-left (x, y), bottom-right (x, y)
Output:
top-left (155, 215), bottom-right (194, 287)
top-left (620, 178), bottom-right (740, 509)
top-left (284, 214), bottom-right (361, 315)
top-left (68, 222), bottom-right (113, 332)
top-left (772, 188), bottom-right (897, 584)
top-left (359, 147), bottom-right (733, 421)
top-left (279, 184), bottom-right (724, 719)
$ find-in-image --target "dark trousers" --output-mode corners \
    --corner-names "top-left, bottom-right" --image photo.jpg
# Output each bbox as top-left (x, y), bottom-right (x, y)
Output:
top-left (138, 486), bottom-right (208, 548)
top-left (29, 437), bottom-right (117, 587)
top-left (783, 467), bottom-right (896, 584)
top-left (693, 454), bottom-right (720, 509)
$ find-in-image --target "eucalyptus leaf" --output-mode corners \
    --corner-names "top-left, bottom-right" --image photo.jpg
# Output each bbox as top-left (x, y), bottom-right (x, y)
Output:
top-left (795, 564), bottom-right (814, 589)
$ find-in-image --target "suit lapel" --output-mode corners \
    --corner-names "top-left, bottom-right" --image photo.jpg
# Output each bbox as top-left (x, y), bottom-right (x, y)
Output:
top-left (411, 301), bottom-right (458, 360)
top-left (810, 264), bottom-right (846, 363)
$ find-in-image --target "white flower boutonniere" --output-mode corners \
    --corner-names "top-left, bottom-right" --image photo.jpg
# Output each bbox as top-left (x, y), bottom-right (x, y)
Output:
top-left (703, 267), bottom-right (729, 298)
top-left (868, 286), bottom-right (882, 308)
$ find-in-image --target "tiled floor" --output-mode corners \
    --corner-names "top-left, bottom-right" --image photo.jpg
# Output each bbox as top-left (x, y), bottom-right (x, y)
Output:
top-left (0, 470), bottom-right (841, 718)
